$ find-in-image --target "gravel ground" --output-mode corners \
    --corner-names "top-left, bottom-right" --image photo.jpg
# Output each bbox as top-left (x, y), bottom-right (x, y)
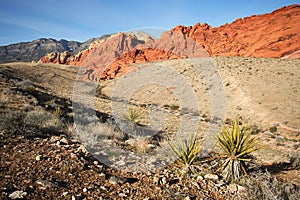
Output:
top-left (0, 57), bottom-right (299, 199)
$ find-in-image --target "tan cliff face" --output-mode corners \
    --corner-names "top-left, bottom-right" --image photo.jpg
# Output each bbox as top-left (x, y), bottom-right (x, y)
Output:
top-left (38, 4), bottom-right (300, 81)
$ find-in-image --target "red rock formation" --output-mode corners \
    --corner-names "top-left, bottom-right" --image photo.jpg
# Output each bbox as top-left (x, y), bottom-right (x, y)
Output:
top-left (39, 5), bottom-right (300, 81)
top-left (281, 50), bottom-right (300, 59)
top-left (172, 4), bottom-right (300, 58)
top-left (38, 44), bottom-right (95, 65)
top-left (98, 48), bottom-right (181, 81)
top-left (82, 30), bottom-right (205, 81)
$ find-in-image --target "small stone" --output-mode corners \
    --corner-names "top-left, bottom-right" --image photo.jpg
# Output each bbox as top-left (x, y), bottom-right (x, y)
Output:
top-left (50, 136), bottom-right (61, 143)
top-left (35, 155), bottom-right (42, 161)
top-left (36, 180), bottom-right (57, 189)
top-left (276, 135), bottom-right (284, 142)
top-left (59, 138), bottom-right (68, 145)
top-left (184, 196), bottom-right (191, 200)
top-left (8, 190), bottom-right (27, 199)
top-left (196, 175), bottom-right (204, 181)
top-left (119, 193), bottom-right (127, 197)
top-left (192, 182), bottom-right (200, 189)
top-left (161, 177), bottom-right (167, 185)
top-left (229, 183), bottom-right (246, 194)
top-left (109, 176), bottom-right (127, 185)
top-left (153, 176), bottom-right (159, 183)
top-left (93, 161), bottom-right (98, 165)
top-left (125, 138), bottom-right (137, 146)
top-left (115, 159), bottom-right (125, 166)
top-left (204, 174), bottom-right (219, 181)
top-left (270, 126), bottom-right (277, 133)
top-left (70, 153), bottom-right (77, 159)
top-left (76, 145), bottom-right (88, 154)
top-left (216, 180), bottom-right (225, 187)
top-left (62, 192), bottom-right (68, 196)
top-left (100, 186), bottom-right (106, 190)
top-left (83, 188), bottom-right (87, 193)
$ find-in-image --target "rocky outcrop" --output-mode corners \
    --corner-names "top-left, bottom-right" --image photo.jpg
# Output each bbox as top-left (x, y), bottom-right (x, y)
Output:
top-left (38, 5), bottom-right (300, 81)
top-left (0, 35), bottom-right (111, 63)
top-left (96, 48), bottom-right (181, 81)
top-left (172, 4), bottom-right (300, 58)
top-left (82, 30), bottom-right (206, 81)
top-left (281, 50), bottom-right (300, 59)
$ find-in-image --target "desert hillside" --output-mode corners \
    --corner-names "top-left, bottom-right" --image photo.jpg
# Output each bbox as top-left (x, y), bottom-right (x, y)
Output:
top-left (0, 56), bottom-right (299, 199)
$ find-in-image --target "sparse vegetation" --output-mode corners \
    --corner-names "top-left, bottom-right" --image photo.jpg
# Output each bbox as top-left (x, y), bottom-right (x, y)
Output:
top-left (0, 109), bottom-right (63, 137)
top-left (237, 170), bottom-right (300, 200)
top-left (216, 120), bottom-right (260, 182)
top-left (163, 104), bottom-right (180, 111)
top-left (166, 133), bottom-right (202, 174)
top-left (52, 106), bottom-right (64, 118)
top-left (123, 108), bottom-right (141, 123)
top-left (133, 137), bottom-right (153, 153)
top-left (1, 57), bottom-right (300, 199)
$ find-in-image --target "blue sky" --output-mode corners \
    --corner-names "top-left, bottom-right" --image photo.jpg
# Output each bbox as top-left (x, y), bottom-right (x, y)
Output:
top-left (0, 0), bottom-right (299, 46)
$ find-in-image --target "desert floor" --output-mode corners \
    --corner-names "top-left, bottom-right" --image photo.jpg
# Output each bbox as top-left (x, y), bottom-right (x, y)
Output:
top-left (0, 57), bottom-right (299, 199)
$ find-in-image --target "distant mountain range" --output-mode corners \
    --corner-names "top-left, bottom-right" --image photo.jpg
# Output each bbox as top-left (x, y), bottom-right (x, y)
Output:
top-left (0, 34), bottom-right (111, 63)
top-left (0, 4), bottom-right (299, 69)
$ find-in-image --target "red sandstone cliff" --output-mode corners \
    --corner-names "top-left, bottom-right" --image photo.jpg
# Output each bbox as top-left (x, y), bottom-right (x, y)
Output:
top-left (39, 5), bottom-right (300, 81)
top-left (172, 4), bottom-right (300, 58)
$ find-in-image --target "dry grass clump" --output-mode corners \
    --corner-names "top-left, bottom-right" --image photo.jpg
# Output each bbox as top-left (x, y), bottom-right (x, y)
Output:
top-left (0, 110), bottom-right (27, 133)
top-left (135, 137), bottom-right (152, 153)
top-left (16, 79), bottom-right (36, 92)
top-left (236, 171), bottom-right (300, 200)
top-left (0, 109), bottom-right (63, 137)
top-left (68, 121), bottom-right (128, 147)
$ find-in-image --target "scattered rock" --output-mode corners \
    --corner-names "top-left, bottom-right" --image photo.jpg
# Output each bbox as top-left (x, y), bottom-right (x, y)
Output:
top-left (35, 155), bottom-right (42, 161)
top-left (8, 190), bottom-right (27, 199)
top-left (62, 192), bottom-right (68, 196)
top-left (196, 175), bottom-right (204, 181)
top-left (36, 180), bottom-right (57, 189)
top-left (59, 138), bottom-right (69, 145)
top-left (269, 125), bottom-right (278, 133)
top-left (109, 176), bottom-right (128, 185)
top-left (160, 177), bottom-right (168, 185)
top-left (229, 183), bottom-right (247, 195)
top-left (204, 174), bottom-right (219, 181)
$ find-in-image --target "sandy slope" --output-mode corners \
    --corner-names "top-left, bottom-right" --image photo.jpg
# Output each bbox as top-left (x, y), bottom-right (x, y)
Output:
top-left (1, 57), bottom-right (300, 193)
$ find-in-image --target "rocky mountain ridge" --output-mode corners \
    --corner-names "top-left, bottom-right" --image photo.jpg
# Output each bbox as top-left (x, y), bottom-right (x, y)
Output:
top-left (37, 4), bottom-right (300, 81)
top-left (0, 34), bottom-right (111, 63)
top-left (172, 4), bottom-right (300, 58)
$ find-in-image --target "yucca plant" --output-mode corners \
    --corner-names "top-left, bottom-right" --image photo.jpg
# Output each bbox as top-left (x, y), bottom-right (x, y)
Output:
top-left (123, 108), bottom-right (141, 123)
top-left (216, 120), bottom-right (260, 182)
top-left (167, 133), bottom-right (202, 174)
top-left (53, 106), bottom-right (64, 118)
